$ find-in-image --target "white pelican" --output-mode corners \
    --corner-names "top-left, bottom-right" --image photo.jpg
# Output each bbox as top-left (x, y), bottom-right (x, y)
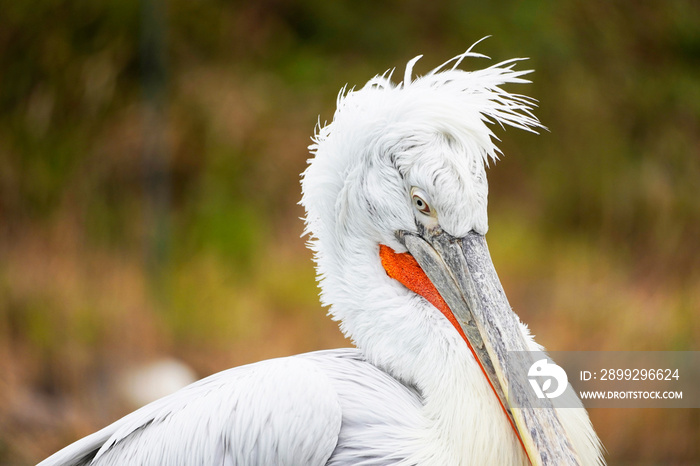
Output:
top-left (40, 48), bottom-right (604, 465)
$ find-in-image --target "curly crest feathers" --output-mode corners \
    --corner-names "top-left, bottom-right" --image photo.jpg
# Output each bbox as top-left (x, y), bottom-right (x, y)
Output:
top-left (303, 47), bottom-right (544, 249)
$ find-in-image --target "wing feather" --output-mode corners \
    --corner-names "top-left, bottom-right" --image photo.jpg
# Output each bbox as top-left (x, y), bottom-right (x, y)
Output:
top-left (39, 355), bottom-right (343, 466)
top-left (40, 349), bottom-right (426, 466)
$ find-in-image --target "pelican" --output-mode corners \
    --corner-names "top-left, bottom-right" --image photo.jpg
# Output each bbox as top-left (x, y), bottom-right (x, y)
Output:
top-left (40, 47), bottom-right (604, 465)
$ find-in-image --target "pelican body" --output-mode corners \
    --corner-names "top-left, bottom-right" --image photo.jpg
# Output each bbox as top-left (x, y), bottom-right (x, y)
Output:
top-left (40, 48), bottom-right (604, 465)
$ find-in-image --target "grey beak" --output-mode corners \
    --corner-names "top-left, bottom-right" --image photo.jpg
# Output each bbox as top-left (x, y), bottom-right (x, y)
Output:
top-left (397, 228), bottom-right (581, 466)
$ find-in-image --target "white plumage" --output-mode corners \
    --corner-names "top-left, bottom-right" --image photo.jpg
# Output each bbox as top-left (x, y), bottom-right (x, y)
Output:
top-left (40, 47), bottom-right (604, 466)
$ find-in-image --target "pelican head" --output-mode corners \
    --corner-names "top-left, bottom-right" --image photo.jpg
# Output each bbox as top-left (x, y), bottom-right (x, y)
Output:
top-left (301, 49), bottom-right (602, 465)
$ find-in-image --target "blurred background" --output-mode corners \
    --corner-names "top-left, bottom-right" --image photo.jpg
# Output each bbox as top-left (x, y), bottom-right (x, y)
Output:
top-left (1, 1), bottom-right (698, 464)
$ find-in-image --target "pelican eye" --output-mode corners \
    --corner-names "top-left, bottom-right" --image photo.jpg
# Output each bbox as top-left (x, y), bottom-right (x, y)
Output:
top-left (411, 190), bottom-right (432, 215)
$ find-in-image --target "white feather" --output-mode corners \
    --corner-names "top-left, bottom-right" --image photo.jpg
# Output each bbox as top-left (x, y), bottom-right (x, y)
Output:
top-left (41, 46), bottom-right (604, 466)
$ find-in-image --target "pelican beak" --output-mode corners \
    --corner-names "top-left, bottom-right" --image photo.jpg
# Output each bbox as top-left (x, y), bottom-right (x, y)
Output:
top-left (385, 228), bottom-right (581, 466)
